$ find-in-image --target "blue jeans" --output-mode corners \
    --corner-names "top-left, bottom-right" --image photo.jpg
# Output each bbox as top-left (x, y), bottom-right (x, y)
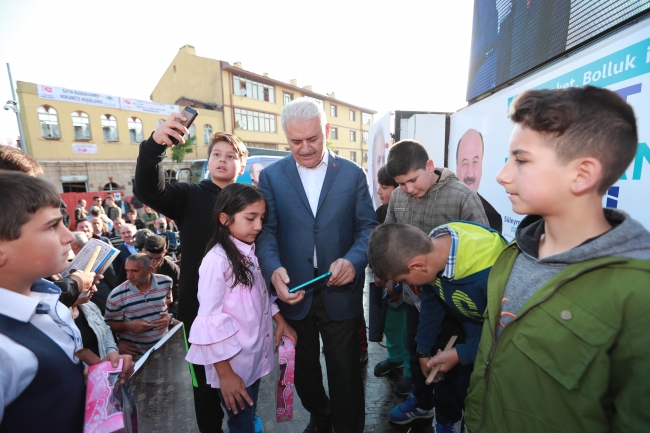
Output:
top-left (217, 378), bottom-right (261, 433)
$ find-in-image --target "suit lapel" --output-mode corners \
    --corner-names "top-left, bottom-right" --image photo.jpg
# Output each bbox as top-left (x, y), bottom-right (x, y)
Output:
top-left (317, 150), bottom-right (340, 214)
top-left (283, 154), bottom-right (313, 215)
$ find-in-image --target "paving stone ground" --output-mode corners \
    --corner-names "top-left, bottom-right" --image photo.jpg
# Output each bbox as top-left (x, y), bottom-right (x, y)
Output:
top-left (132, 269), bottom-right (438, 433)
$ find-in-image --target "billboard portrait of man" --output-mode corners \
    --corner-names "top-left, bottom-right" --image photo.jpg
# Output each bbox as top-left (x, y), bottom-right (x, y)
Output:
top-left (456, 128), bottom-right (484, 193)
top-left (457, 128), bottom-right (502, 232)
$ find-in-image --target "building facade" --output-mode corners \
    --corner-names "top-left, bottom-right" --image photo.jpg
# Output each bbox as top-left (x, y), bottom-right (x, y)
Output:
top-left (16, 81), bottom-right (224, 194)
top-left (15, 45), bottom-right (375, 194)
top-left (152, 45), bottom-right (376, 168)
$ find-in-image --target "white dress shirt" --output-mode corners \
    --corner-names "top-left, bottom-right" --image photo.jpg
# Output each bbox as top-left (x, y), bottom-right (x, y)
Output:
top-left (0, 282), bottom-right (82, 423)
top-left (296, 151), bottom-right (329, 268)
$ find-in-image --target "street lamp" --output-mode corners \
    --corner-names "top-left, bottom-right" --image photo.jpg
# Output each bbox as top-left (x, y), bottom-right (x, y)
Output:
top-left (5, 63), bottom-right (27, 154)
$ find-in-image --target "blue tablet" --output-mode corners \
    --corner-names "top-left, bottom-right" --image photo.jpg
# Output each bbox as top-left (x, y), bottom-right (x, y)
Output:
top-left (288, 272), bottom-right (332, 293)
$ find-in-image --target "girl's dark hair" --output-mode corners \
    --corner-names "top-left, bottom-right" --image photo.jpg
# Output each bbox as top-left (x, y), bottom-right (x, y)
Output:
top-left (205, 183), bottom-right (267, 289)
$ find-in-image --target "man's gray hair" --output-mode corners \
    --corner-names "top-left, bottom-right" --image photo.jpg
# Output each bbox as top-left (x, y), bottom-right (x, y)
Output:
top-left (71, 231), bottom-right (88, 246)
top-left (281, 97), bottom-right (328, 133)
top-left (126, 252), bottom-right (152, 270)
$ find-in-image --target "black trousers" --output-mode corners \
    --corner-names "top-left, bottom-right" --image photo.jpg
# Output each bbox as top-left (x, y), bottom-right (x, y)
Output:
top-left (406, 302), bottom-right (467, 426)
top-left (182, 316), bottom-right (225, 433)
top-left (285, 286), bottom-right (365, 433)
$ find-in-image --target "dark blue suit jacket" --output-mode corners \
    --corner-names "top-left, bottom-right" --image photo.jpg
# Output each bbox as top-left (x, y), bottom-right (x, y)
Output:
top-left (112, 243), bottom-right (133, 278)
top-left (256, 151), bottom-right (378, 321)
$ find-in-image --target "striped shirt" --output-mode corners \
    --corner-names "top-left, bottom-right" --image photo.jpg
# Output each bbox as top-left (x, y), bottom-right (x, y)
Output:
top-left (430, 225), bottom-right (459, 279)
top-left (104, 274), bottom-right (172, 357)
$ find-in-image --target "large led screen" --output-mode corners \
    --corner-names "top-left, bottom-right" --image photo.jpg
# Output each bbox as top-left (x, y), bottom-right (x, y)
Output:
top-left (467, 0), bottom-right (650, 101)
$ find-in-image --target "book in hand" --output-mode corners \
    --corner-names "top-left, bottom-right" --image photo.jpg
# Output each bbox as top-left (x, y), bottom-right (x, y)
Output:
top-left (84, 359), bottom-right (139, 433)
top-left (62, 238), bottom-right (119, 278)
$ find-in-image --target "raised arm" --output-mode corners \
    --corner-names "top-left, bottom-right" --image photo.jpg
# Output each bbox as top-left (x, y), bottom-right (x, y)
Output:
top-left (133, 113), bottom-right (190, 221)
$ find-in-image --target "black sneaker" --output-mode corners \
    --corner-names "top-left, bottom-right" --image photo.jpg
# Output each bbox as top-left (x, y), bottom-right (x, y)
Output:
top-left (373, 358), bottom-right (404, 376)
top-left (393, 375), bottom-right (413, 395)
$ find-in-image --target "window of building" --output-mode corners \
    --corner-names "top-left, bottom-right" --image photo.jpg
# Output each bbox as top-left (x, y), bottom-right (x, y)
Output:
top-left (350, 151), bottom-right (357, 163)
top-left (349, 110), bottom-right (356, 122)
top-left (331, 127), bottom-right (338, 140)
top-left (283, 92), bottom-right (293, 106)
top-left (38, 105), bottom-right (61, 139)
top-left (204, 124), bottom-right (213, 144)
top-left (71, 111), bottom-right (91, 140)
top-left (188, 124), bottom-right (196, 140)
top-left (350, 130), bottom-right (356, 142)
top-left (362, 131), bottom-right (368, 144)
top-left (234, 108), bottom-right (276, 133)
top-left (330, 104), bottom-right (337, 117)
top-left (363, 150), bottom-right (368, 163)
top-left (247, 143), bottom-right (277, 150)
top-left (101, 115), bottom-right (119, 142)
top-left (103, 182), bottom-right (120, 191)
top-left (234, 76), bottom-right (275, 103)
top-left (304, 96), bottom-right (324, 108)
top-left (164, 169), bottom-right (178, 184)
top-left (128, 117), bottom-right (143, 142)
top-left (362, 112), bottom-right (372, 125)
top-left (61, 181), bottom-right (87, 193)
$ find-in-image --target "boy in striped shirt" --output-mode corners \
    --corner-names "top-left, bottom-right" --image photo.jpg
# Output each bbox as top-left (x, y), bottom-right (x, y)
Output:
top-left (105, 253), bottom-right (172, 359)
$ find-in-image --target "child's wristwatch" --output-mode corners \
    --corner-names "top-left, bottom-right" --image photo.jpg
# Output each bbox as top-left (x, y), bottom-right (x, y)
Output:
top-left (417, 352), bottom-right (431, 358)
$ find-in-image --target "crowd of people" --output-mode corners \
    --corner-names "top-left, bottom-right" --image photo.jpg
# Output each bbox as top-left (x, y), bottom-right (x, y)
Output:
top-left (0, 85), bottom-right (649, 433)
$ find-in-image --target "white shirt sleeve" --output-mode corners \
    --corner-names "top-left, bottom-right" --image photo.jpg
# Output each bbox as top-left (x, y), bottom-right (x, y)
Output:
top-left (0, 334), bottom-right (38, 423)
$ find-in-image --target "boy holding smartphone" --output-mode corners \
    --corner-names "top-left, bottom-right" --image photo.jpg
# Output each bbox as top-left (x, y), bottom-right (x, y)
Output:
top-left (134, 112), bottom-right (250, 433)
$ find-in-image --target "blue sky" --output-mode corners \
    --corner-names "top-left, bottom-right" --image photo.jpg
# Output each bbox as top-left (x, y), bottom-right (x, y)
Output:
top-left (0, 0), bottom-right (474, 144)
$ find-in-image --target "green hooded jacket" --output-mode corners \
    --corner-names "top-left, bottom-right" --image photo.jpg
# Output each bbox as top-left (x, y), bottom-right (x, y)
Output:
top-left (465, 241), bottom-right (650, 432)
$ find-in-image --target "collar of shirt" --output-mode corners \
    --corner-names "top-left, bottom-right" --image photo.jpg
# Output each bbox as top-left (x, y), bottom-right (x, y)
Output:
top-left (230, 235), bottom-right (255, 257)
top-left (125, 273), bottom-right (161, 294)
top-left (430, 225), bottom-right (458, 279)
top-left (295, 150), bottom-right (329, 170)
top-left (0, 286), bottom-right (41, 322)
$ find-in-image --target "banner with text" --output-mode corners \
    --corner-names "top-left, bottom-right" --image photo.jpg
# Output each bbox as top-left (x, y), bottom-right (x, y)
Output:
top-left (449, 19), bottom-right (650, 240)
top-left (37, 84), bottom-right (120, 109)
top-left (119, 98), bottom-right (178, 116)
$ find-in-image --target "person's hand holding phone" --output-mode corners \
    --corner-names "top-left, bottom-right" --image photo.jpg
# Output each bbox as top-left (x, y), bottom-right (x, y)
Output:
top-left (272, 267), bottom-right (304, 305)
top-left (327, 258), bottom-right (355, 286)
top-left (153, 112), bottom-right (189, 147)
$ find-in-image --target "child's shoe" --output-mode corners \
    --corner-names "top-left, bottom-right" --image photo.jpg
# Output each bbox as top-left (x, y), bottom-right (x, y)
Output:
top-left (388, 391), bottom-right (435, 425)
top-left (435, 421), bottom-right (455, 433)
top-left (254, 413), bottom-right (264, 433)
top-left (393, 375), bottom-right (412, 395)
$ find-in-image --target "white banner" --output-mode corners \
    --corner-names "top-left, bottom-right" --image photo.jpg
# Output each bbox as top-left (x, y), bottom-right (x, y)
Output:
top-left (367, 112), bottom-right (392, 208)
top-left (72, 143), bottom-right (98, 155)
top-left (37, 84), bottom-right (120, 109)
top-left (449, 20), bottom-right (650, 240)
top-left (119, 97), bottom-right (178, 116)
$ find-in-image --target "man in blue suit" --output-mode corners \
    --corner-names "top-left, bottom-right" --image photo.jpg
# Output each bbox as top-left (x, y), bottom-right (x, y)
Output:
top-left (257, 98), bottom-right (378, 433)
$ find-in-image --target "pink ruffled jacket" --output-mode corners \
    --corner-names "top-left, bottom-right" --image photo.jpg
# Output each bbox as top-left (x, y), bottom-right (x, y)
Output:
top-left (185, 237), bottom-right (279, 388)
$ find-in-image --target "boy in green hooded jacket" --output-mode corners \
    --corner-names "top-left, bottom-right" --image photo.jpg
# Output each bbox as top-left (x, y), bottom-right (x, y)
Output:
top-left (465, 86), bottom-right (650, 432)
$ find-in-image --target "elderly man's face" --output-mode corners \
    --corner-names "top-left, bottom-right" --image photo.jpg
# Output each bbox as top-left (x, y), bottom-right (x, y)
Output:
top-left (285, 118), bottom-right (330, 168)
top-left (125, 260), bottom-right (152, 287)
top-left (121, 225), bottom-right (136, 243)
top-left (76, 221), bottom-right (92, 238)
top-left (113, 218), bottom-right (124, 232)
top-left (90, 217), bottom-right (103, 235)
top-left (457, 129), bottom-right (484, 192)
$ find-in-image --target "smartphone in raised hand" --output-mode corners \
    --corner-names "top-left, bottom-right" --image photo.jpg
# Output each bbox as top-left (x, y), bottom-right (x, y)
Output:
top-left (170, 107), bottom-right (198, 145)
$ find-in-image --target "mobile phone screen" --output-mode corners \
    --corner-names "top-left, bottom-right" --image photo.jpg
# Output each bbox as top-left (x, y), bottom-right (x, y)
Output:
top-left (288, 272), bottom-right (332, 293)
top-left (170, 107), bottom-right (198, 144)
